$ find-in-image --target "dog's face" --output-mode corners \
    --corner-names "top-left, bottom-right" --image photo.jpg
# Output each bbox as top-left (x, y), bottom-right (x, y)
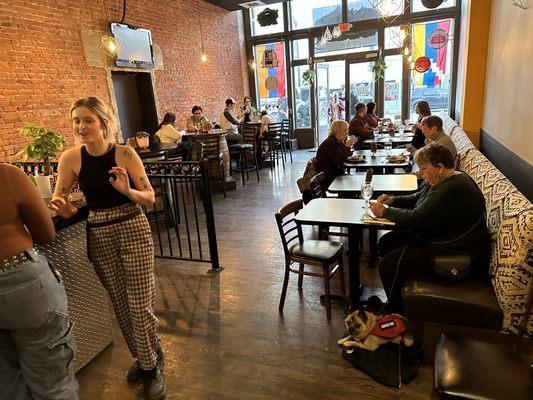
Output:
top-left (344, 309), bottom-right (371, 338)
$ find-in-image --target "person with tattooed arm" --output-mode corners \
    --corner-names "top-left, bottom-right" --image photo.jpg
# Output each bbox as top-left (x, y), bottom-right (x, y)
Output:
top-left (49, 97), bottom-right (166, 400)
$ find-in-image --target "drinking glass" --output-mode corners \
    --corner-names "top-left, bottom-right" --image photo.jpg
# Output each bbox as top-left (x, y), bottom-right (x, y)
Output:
top-left (361, 183), bottom-right (374, 211)
top-left (384, 141), bottom-right (393, 155)
top-left (398, 124), bottom-right (405, 136)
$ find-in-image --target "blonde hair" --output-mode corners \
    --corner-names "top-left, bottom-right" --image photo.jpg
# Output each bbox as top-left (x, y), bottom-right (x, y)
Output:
top-left (329, 119), bottom-right (349, 136)
top-left (70, 97), bottom-right (117, 144)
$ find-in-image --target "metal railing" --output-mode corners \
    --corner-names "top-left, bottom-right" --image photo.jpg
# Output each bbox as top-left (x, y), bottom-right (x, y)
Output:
top-left (14, 159), bottom-right (221, 271)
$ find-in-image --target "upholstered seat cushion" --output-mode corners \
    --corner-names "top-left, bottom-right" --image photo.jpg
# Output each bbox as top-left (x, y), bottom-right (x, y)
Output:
top-left (289, 240), bottom-right (342, 261)
top-left (229, 143), bottom-right (253, 151)
top-left (402, 277), bottom-right (502, 330)
top-left (434, 334), bottom-right (532, 400)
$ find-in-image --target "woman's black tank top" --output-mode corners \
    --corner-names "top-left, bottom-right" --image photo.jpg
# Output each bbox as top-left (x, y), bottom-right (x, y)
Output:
top-left (78, 145), bottom-right (133, 210)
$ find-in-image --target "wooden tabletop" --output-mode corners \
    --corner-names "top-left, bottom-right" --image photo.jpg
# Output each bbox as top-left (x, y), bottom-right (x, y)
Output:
top-left (295, 198), bottom-right (394, 227)
top-left (136, 142), bottom-right (177, 159)
top-left (329, 174), bottom-right (418, 194)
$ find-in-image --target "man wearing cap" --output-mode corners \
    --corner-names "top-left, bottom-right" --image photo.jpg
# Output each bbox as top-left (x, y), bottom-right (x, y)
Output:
top-left (218, 98), bottom-right (243, 145)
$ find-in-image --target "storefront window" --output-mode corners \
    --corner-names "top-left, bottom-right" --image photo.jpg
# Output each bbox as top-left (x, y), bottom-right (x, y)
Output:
top-left (347, 0), bottom-right (380, 22)
top-left (383, 55), bottom-right (403, 120)
top-left (289, 0), bottom-right (342, 30)
top-left (315, 29), bottom-right (378, 57)
top-left (409, 19), bottom-right (454, 120)
top-left (385, 26), bottom-right (402, 49)
top-left (253, 42), bottom-right (288, 121)
top-left (292, 66), bottom-right (311, 128)
top-left (411, 0), bottom-right (455, 13)
top-left (291, 39), bottom-right (309, 60)
top-left (348, 62), bottom-right (375, 120)
top-left (250, 3), bottom-right (285, 37)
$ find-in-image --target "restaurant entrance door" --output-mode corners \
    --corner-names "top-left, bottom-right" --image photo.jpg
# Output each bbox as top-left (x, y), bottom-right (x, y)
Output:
top-left (111, 71), bottom-right (158, 142)
top-left (314, 60), bottom-right (345, 144)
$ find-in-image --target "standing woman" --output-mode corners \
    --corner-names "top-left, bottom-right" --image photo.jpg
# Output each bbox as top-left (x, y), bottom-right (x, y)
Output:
top-left (49, 97), bottom-right (166, 400)
top-left (0, 164), bottom-right (78, 399)
top-left (406, 100), bottom-right (431, 152)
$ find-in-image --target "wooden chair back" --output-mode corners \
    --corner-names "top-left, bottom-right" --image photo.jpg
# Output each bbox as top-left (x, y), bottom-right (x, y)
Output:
top-left (275, 199), bottom-right (304, 259)
top-left (309, 172), bottom-right (327, 198)
top-left (196, 133), bottom-right (221, 160)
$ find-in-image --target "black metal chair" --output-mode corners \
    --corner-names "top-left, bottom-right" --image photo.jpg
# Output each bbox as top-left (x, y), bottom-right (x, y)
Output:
top-left (261, 122), bottom-right (285, 171)
top-left (281, 118), bottom-right (293, 163)
top-left (275, 199), bottom-right (346, 320)
top-left (196, 133), bottom-right (226, 198)
top-left (230, 124), bottom-right (260, 186)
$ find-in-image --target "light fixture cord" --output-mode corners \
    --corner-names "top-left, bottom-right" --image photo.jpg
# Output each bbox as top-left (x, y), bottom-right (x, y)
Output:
top-left (120, 0), bottom-right (127, 24)
top-left (196, 0), bottom-right (205, 51)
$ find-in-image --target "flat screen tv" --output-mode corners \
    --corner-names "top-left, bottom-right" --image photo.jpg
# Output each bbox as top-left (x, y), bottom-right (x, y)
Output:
top-left (110, 23), bottom-right (154, 69)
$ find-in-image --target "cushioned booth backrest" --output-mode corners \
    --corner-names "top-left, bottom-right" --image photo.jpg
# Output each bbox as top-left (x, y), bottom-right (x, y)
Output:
top-left (436, 112), bottom-right (459, 136)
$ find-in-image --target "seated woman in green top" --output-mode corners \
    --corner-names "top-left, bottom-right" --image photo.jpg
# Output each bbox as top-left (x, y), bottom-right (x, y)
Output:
top-left (370, 143), bottom-right (489, 312)
top-left (186, 105), bottom-right (212, 133)
top-left (239, 96), bottom-right (257, 123)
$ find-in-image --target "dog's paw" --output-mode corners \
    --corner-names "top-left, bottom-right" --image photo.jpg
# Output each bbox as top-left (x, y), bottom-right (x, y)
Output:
top-left (402, 334), bottom-right (414, 347)
top-left (338, 336), bottom-right (351, 345)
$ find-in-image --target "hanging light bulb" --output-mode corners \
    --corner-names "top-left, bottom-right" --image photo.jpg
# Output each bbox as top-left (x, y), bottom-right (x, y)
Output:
top-left (100, 35), bottom-right (120, 57)
top-left (399, 26), bottom-right (408, 42)
top-left (248, 58), bottom-right (256, 69)
top-left (200, 47), bottom-right (208, 63)
top-left (403, 46), bottom-right (411, 56)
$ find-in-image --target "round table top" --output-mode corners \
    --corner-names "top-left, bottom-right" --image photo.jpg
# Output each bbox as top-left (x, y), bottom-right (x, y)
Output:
top-left (136, 142), bottom-right (176, 159)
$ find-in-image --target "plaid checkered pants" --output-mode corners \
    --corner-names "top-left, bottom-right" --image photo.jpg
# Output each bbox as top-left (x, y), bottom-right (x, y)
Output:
top-left (87, 203), bottom-right (159, 370)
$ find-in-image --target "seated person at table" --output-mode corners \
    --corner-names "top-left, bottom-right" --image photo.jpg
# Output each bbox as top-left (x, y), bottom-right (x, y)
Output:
top-left (348, 102), bottom-right (374, 149)
top-left (218, 98), bottom-right (243, 145)
top-left (186, 105), bottom-right (211, 132)
top-left (259, 109), bottom-right (275, 138)
top-left (369, 143), bottom-right (489, 312)
top-left (406, 101), bottom-right (431, 153)
top-left (316, 120), bottom-right (355, 189)
top-left (155, 112), bottom-right (191, 160)
top-left (239, 96), bottom-right (257, 123)
top-left (421, 115), bottom-right (457, 159)
top-left (364, 101), bottom-right (390, 128)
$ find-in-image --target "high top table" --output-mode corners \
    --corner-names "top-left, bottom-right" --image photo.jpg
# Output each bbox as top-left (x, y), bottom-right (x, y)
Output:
top-left (295, 198), bottom-right (395, 307)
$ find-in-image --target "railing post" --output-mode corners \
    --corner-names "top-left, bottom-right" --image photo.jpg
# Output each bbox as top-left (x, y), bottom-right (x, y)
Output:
top-left (199, 159), bottom-right (222, 273)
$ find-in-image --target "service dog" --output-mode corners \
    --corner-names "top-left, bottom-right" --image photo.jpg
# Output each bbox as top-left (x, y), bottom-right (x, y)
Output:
top-left (338, 309), bottom-right (414, 351)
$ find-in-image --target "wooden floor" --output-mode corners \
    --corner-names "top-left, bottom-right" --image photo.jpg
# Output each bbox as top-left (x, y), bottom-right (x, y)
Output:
top-left (76, 150), bottom-right (437, 399)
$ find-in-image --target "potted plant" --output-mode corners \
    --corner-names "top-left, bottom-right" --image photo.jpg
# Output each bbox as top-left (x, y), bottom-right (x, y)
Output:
top-left (135, 131), bottom-right (150, 150)
top-left (17, 124), bottom-right (66, 197)
top-left (371, 57), bottom-right (387, 80)
top-left (302, 68), bottom-right (316, 86)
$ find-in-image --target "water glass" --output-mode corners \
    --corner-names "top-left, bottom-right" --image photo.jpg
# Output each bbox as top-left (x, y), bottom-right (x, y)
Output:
top-left (361, 182), bottom-right (374, 210)
top-left (398, 124), bottom-right (405, 136)
top-left (384, 141), bottom-right (393, 155)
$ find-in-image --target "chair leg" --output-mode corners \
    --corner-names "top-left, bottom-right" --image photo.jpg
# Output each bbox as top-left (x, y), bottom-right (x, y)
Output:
top-left (323, 266), bottom-right (332, 320)
top-left (245, 151), bottom-right (250, 180)
top-left (219, 163), bottom-right (227, 198)
top-left (254, 150), bottom-right (260, 182)
top-left (297, 263), bottom-right (304, 288)
top-left (279, 260), bottom-right (291, 313)
top-left (240, 152), bottom-right (245, 187)
top-left (280, 141), bottom-right (285, 169)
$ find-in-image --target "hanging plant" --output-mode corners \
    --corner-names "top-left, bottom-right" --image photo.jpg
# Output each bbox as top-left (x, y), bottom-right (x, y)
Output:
top-left (371, 58), bottom-right (387, 80)
top-left (302, 69), bottom-right (316, 86)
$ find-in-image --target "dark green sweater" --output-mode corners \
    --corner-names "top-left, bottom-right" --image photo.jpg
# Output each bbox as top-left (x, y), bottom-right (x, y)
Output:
top-left (383, 173), bottom-right (489, 255)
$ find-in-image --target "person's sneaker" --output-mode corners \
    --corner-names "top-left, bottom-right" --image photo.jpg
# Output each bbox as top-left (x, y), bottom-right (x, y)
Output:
top-left (126, 343), bottom-right (164, 383)
top-left (143, 367), bottom-right (167, 400)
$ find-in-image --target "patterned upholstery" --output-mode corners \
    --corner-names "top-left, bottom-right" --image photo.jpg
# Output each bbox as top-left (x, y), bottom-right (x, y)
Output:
top-left (442, 111), bottom-right (533, 336)
top-left (436, 112), bottom-right (458, 136)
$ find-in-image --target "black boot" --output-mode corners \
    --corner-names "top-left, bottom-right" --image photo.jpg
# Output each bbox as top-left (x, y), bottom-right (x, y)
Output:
top-left (143, 367), bottom-right (167, 400)
top-left (127, 342), bottom-right (164, 383)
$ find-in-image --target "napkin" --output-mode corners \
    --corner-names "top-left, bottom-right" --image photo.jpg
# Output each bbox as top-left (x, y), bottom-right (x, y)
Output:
top-left (363, 215), bottom-right (396, 226)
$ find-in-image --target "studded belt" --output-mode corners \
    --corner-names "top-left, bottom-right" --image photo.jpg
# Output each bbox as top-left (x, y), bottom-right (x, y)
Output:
top-left (0, 248), bottom-right (39, 274)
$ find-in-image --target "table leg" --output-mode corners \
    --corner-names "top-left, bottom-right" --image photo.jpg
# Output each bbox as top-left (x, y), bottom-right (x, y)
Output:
top-left (347, 226), bottom-right (362, 309)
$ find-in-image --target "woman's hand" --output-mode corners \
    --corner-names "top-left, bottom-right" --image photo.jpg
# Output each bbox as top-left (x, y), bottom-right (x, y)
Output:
top-left (370, 202), bottom-right (385, 218)
top-left (406, 144), bottom-right (416, 153)
top-left (345, 137), bottom-right (356, 148)
top-left (49, 196), bottom-right (78, 219)
top-left (377, 194), bottom-right (394, 205)
top-left (109, 166), bottom-right (131, 197)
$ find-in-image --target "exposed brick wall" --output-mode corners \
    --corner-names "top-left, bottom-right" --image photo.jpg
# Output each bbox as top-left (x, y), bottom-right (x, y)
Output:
top-left (0, 0), bottom-right (248, 160)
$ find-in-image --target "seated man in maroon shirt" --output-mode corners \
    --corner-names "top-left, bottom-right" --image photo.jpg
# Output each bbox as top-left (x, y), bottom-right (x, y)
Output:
top-left (316, 120), bottom-right (355, 188)
top-left (348, 102), bottom-right (374, 149)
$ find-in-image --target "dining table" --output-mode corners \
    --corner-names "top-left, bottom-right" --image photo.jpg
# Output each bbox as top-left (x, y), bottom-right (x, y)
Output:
top-left (344, 148), bottom-right (411, 174)
top-left (295, 198), bottom-right (396, 308)
top-left (136, 142), bottom-right (177, 160)
top-left (329, 174), bottom-right (418, 196)
top-left (363, 132), bottom-right (414, 147)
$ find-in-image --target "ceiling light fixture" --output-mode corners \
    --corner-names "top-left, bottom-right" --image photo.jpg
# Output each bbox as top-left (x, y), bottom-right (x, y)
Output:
top-left (197, 0), bottom-right (208, 63)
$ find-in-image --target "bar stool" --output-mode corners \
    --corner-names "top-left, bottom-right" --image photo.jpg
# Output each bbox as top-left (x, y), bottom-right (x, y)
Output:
top-left (229, 124), bottom-right (260, 186)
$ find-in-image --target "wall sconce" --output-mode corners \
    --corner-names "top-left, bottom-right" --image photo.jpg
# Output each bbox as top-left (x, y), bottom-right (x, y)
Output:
top-left (248, 58), bottom-right (256, 69)
top-left (200, 47), bottom-right (208, 63)
top-left (100, 35), bottom-right (120, 57)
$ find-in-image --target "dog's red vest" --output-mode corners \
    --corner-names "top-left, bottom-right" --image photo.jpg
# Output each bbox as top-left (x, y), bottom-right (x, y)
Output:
top-left (369, 314), bottom-right (408, 338)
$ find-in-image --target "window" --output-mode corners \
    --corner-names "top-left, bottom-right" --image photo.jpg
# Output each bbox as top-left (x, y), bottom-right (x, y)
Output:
top-left (253, 42), bottom-right (288, 121)
top-left (315, 29), bottom-right (378, 57)
top-left (291, 39), bottom-right (309, 60)
top-left (289, 0), bottom-right (342, 30)
top-left (412, 0), bottom-right (455, 13)
top-left (385, 26), bottom-right (402, 49)
top-left (349, 62), bottom-right (375, 120)
top-left (409, 19), bottom-right (454, 120)
top-left (383, 55), bottom-right (403, 120)
top-left (292, 66), bottom-right (311, 128)
top-left (347, 0), bottom-right (380, 22)
top-left (250, 3), bottom-right (284, 37)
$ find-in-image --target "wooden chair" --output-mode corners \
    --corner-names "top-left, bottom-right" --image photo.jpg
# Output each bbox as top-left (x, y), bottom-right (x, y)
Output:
top-left (229, 124), bottom-right (260, 186)
top-left (281, 118), bottom-right (293, 163)
top-left (275, 199), bottom-right (346, 320)
top-left (196, 133), bottom-right (226, 197)
top-left (261, 122), bottom-right (285, 171)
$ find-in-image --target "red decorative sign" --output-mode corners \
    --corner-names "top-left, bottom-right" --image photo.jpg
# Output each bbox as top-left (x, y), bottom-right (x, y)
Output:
top-left (414, 57), bottom-right (431, 73)
top-left (428, 29), bottom-right (449, 49)
top-left (339, 23), bottom-right (353, 32)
